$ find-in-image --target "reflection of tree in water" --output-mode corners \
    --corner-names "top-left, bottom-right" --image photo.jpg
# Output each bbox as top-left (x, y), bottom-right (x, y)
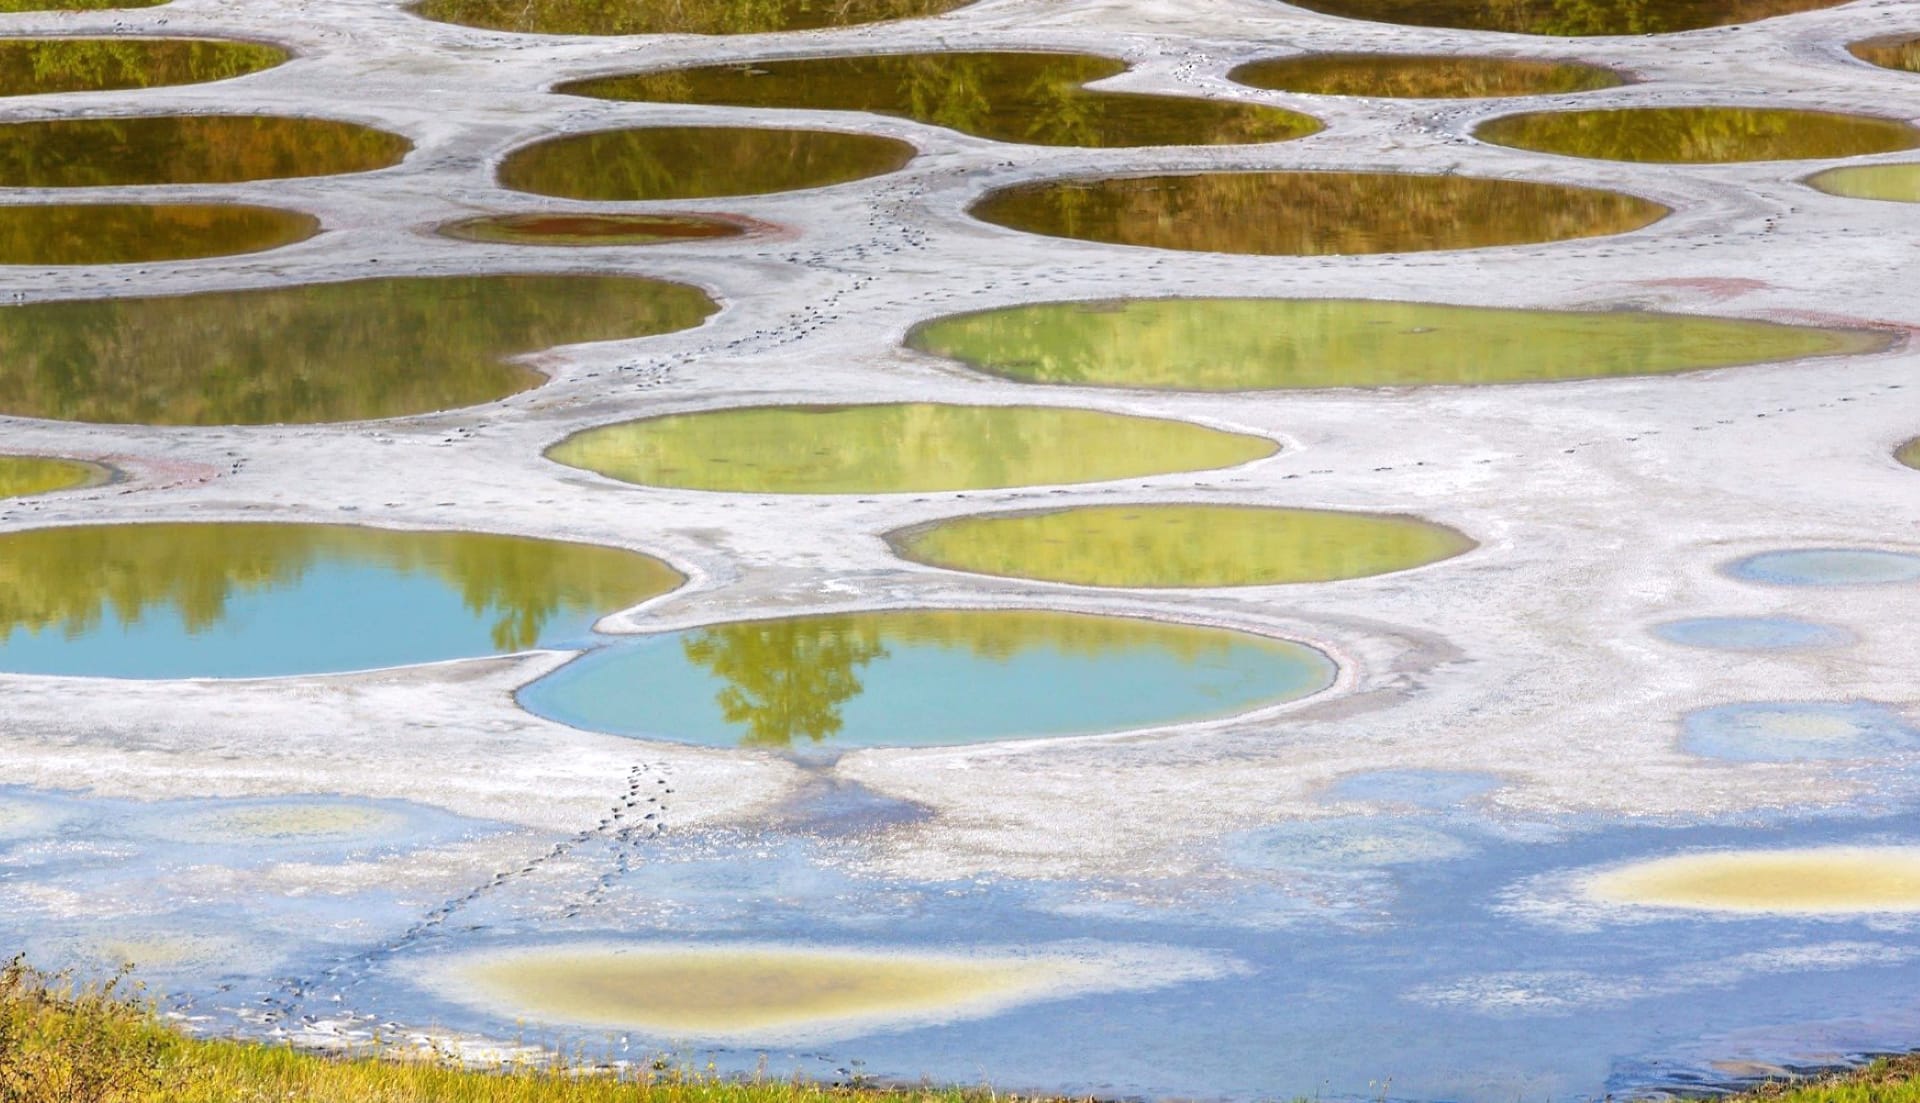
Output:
top-left (413, 0), bottom-right (964, 36)
top-left (0, 38), bottom-right (285, 96)
top-left (1852, 36), bottom-right (1920, 73)
top-left (1479, 107), bottom-right (1917, 163)
top-left (1278, 0), bottom-right (1846, 34)
top-left (0, 204), bottom-right (315, 266)
top-left (1231, 54), bottom-right (1619, 99)
top-left (681, 616), bottom-right (887, 747)
top-left (499, 127), bottom-right (914, 202)
top-left (0, 116), bottom-right (408, 188)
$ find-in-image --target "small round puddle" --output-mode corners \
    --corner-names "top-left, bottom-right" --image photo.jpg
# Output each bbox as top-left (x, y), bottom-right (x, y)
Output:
top-left (563, 52), bottom-right (1320, 148)
top-left (0, 37), bottom-right (286, 96)
top-left (1230, 54), bottom-right (1621, 98)
top-left (0, 522), bottom-right (681, 679)
top-left (888, 504), bottom-right (1474, 588)
top-left (1807, 163), bottom-right (1920, 203)
top-left (1724, 548), bottom-right (1920, 586)
top-left (499, 126), bottom-right (915, 201)
top-left (1477, 107), bottom-right (1920, 163)
top-left (1585, 847), bottom-right (1920, 914)
top-left (547, 404), bottom-right (1278, 493)
top-left (411, 0), bottom-right (969, 34)
top-left (1851, 35), bottom-right (1920, 74)
top-left (905, 299), bottom-right (1879, 389)
top-left (0, 456), bottom-right (106, 498)
top-left (438, 212), bottom-right (751, 246)
top-left (0, 203), bottom-right (317, 265)
top-left (970, 172), bottom-right (1666, 255)
top-left (1900, 438), bottom-right (1920, 469)
top-left (1651, 616), bottom-right (1853, 652)
top-left (1682, 701), bottom-right (1920, 762)
top-left (0, 274), bottom-right (716, 425)
top-left (0, 115), bottom-right (409, 187)
top-left (1268, 0), bottom-right (1853, 36)
top-left (517, 608), bottom-right (1334, 747)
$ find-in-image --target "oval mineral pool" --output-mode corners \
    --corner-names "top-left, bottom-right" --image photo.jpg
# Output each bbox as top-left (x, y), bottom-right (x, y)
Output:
top-left (547, 404), bottom-right (1277, 493)
top-left (1681, 701), bottom-right (1920, 762)
top-left (1724, 548), bottom-right (1920, 586)
top-left (903, 299), bottom-right (1880, 390)
top-left (412, 0), bottom-right (968, 35)
top-left (517, 609), bottom-right (1333, 748)
top-left (0, 523), bottom-right (681, 679)
top-left (1850, 35), bottom-right (1920, 74)
top-left (0, 274), bottom-right (716, 425)
top-left (970, 172), bottom-right (1666, 256)
top-left (0, 204), bottom-right (318, 265)
top-left (1807, 164), bottom-right (1920, 203)
top-left (0, 115), bottom-right (410, 187)
top-left (1651, 616), bottom-right (1854, 652)
top-left (499, 127), bottom-right (915, 201)
top-left (0, 38), bottom-right (286, 96)
top-left (437, 212), bottom-right (752, 246)
top-left (562, 52), bottom-right (1319, 148)
top-left (1230, 54), bottom-right (1621, 99)
top-left (1900, 438), bottom-right (1920, 469)
top-left (1585, 847), bottom-right (1920, 914)
top-left (1476, 107), bottom-right (1920, 164)
top-left (0, 456), bottom-right (105, 498)
top-left (889, 504), bottom-right (1475, 588)
top-left (1268, 0), bottom-right (1851, 36)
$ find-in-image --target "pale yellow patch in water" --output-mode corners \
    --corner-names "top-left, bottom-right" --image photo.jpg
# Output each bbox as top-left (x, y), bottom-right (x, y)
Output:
top-left (185, 803), bottom-right (403, 841)
top-left (84, 933), bottom-right (238, 970)
top-left (1586, 847), bottom-right (1920, 914)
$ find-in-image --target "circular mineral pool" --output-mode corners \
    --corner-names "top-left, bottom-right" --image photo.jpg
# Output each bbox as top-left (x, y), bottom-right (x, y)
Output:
top-left (547, 404), bottom-right (1277, 493)
top-left (888, 504), bottom-right (1475, 588)
top-left (1807, 164), bottom-right (1920, 203)
top-left (412, 0), bottom-right (969, 35)
top-left (499, 127), bottom-right (915, 201)
top-left (903, 299), bottom-right (1881, 390)
top-left (517, 608), bottom-right (1334, 748)
top-left (1585, 846), bottom-right (1920, 914)
top-left (1900, 438), bottom-right (1920, 469)
top-left (1724, 548), bottom-right (1920, 587)
top-left (0, 456), bottom-right (105, 498)
top-left (1682, 701), bottom-right (1920, 762)
top-left (0, 115), bottom-right (410, 187)
top-left (0, 203), bottom-right (318, 265)
top-left (437, 212), bottom-right (753, 246)
top-left (0, 37), bottom-right (286, 97)
top-left (562, 52), bottom-right (1320, 148)
top-left (1230, 54), bottom-right (1621, 99)
top-left (1651, 617), bottom-right (1854, 652)
top-left (970, 172), bottom-right (1666, 256)
top-left (0, 274), bottom-right (716, 425)
top-left (1268, 0), bottom-right (1852, 36)
top-left (0, 523), bottom-right (681, 679)
top-left (1476, 107), bottom-right (1920, 164)
top-left (1851, 35), bottom-right (1920, 74)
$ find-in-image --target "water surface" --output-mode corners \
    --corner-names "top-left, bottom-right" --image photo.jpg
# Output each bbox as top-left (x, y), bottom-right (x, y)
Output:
top-left (0, 203), bottom-right (317, 265)
top-left (1231, 54), bottom-right (1620, 98)
top-left (1477, 107), bottom-right (1920, 163)
top-left (0, 523), bottom-right (680, 678)
top-left (565, 52), bottom-right (1319, 148)
top-left (0, 115), bottom-right (410, 187)
top-left (0, 456), bottom-right (102, 498)
top-left (1268, 0), bottom-right (1850, 36)
top-left (971, 172), bottom-right (1665, 255)
top-left (1652, 616), bottom-right (1853, 652)
top-left (1682, 701), bottom-right (1920, 762)
top-left (412, 0), bottom-right (967, 35)
top-left (1724, 548), bottom-right (1920, 586)
top-left (0, 38), bottom-right (284, 96)
top-left (890, 504), bottom-right (1474, 587)
top-left (906, 299), bottom-right (1876, 390)
top-left (1807, 164), bottom-right (1920, 203)
top-left (1851, 35), bottom-right (1920, 73)
top-left (518, 608), bottom-right (1333, 747)
top-left (1586, 847), bottom-right (1920, 913)
top-left (0, 274), bottom-right (716, 425)
top-left (500, 127), bottom-right (914, 200)
top-left (547, 404), bottom-right (1277, 492)
top-left (438, 212), bottom-right (750, 246)
top-left (1900, 438), bottom-right (1920, 468)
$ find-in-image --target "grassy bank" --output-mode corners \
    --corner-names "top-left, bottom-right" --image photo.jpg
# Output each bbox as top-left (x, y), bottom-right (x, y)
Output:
top-left (2, 956), bottom-right (1916, 1103)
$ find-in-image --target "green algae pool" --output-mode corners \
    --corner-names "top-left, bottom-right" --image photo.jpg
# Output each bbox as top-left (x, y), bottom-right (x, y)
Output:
top-left (0, 456), bottom-right (103, 498)
top-left (562, 52), bottom-right (1319, 148)
top-left (0, 38), bottom-right (285, 97)
top-left (547, 404), bottom-right (1277, 493)
top-left (904, 299), bottom-right (1884, 390)
top-left (1898, 438), bottom-right (1919, 470)
top-left (1807, 164), bottom-right (1920, 203)
top-left (0, 115), bottom-right (410, 187)
top-left (0, 204), bottom-right (318, 265)
top-left (0, 274), bottom-right (717, 425)
top-left (1230, 54), bottom-right (1621, 99)
top-left (971, 172), bottom-right (1665, 256)
top-left (1850, 36), bottom-right (1920, 74)
top-left (890, 504), bottom-right (1474, 588)
top-left (1267, 0), bottom-right (1850, 36)
top-left (438, 213), bottom-right (751, 246)
top-left (1476, 107), bottom-right (1920, 164)
top-left (412, 0), bottom-right (967, 35)
top-left (0, 523), bottom-right (681, 679)
top-left (500, 127), bottom-right (915, 201)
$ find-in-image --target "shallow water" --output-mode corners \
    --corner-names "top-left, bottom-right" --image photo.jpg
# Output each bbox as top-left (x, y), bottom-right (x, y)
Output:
top-left (0, 274), bottom-right (716, 425)
top-left (500, 126), bottom-right (915, 201)
top-left (0, 38), bottom-right (284, 96)
top-left (1230, 54), bottom-right (1621, 98)
top-left (1724, 548), bottom-right (1920, 586)
top-left (1585, 847), bottom-right (1920, 914)
top-left (1682, 701), bottom-right (1920, 762)
top-left (0, 203), bottom-right (318, 265)
top-left (0, 523), bottom-right (679, 678)
top-left (1477, 107), bottom-right (1920, 164)
top-left (547, 404), bottom-right (1277, 493)
top-left (1851, 35), bottom-right (1920, 73)
top-left (0, 456), bottom-right (103, 498)
top-left (905, 299), bottom-right (1877, 390)
top-left (1652, 616), bottom-right (1854, 652)
top-left (1807, 163), bottom-right (1920, 203)
top-left (1901, 438), bottom-right (1920, 468)
top-left (970, 172), bottom-right (1666, 255)
top-left (412, 0), bottom-right (967, 35)
top-left (1269, 0), bottom-right (1850, 36)
top-left (438, 212), bottom-right (750, 246)
top-left (890, 504), bottom-right (1475, 587)
top-left (0, 115), bottom-right (409, 187)
top-left (565, 52), bottom-right (1318, 148)
top-left (517, 608), bottom-right (1333, 747)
